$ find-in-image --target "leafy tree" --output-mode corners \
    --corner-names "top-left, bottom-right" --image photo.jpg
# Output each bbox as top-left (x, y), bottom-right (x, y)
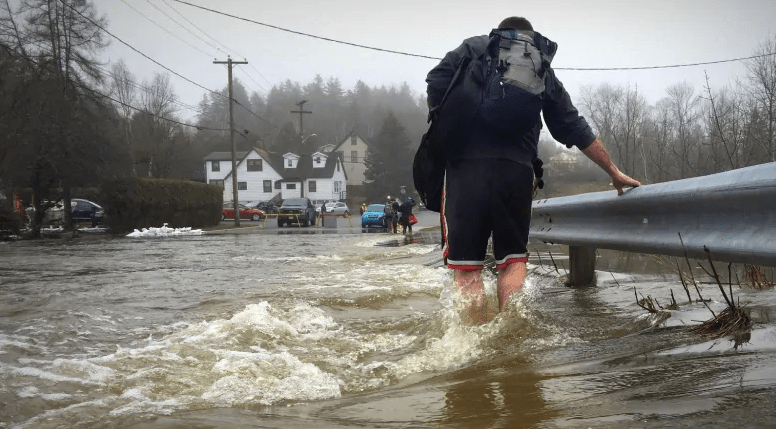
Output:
top-left (20, 0), bottom-right (108, 88)
top-left (0, 49), bottom-right (127, 234)
top-left (364, 112), bottom-right (413, 201)
top-left (0, 0), bottom-right (127, 231)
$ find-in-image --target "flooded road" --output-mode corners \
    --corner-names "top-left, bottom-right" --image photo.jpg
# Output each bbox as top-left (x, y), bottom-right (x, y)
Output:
top-left (2, 211), bottom-right (775, 428)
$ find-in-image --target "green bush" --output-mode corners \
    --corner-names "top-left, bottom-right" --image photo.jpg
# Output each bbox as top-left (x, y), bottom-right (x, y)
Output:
top-left (101, 178), bottom-right (222, 232)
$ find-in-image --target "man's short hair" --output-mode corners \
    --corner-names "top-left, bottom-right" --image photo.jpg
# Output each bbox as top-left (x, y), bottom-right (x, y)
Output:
top-left (498, 17), bottom-right (533, 31)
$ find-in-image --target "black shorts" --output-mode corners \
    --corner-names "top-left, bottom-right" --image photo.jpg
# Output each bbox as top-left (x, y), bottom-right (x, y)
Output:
top-left (442, 159), bottom-right (533, 270)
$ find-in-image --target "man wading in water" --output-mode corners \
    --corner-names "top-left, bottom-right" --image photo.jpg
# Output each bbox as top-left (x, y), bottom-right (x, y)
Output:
top-left (424, 16), bottom-right (640, 324)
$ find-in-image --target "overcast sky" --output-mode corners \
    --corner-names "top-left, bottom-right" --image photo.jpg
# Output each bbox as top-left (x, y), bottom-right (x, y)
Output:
top-left (99, 0), bottom-right (774, 123)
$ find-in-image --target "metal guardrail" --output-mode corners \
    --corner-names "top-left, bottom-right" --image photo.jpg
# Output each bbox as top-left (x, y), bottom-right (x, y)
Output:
top-left (530, 162), bottom-right (776, 283)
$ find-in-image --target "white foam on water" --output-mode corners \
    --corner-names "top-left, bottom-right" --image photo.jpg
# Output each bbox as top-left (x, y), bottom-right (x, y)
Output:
top-left (126, 224), bottom-right (204, 237)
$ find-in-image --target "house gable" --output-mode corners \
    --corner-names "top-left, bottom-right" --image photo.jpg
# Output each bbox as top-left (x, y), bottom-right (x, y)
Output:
top-left (331, 133), bottom-right (370, 186)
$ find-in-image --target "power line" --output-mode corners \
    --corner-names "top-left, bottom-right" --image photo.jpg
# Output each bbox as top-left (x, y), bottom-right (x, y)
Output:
top-left (67, 1), bottom-right (222, 98)
top-left (170, 0), bottom-right (776, 71)
top-left (554, 53), bottom-right (776, 71)
top-left (62, 0), bottom-right (283, 134)
top-left (147, 0), bottom-right (224, 55)
top-left (1, 44), bottom-right (228, 132)
top-left (159, 0), bottom-right (272, 94)
top-left (160, 0), bottom-right (234, 55)
top-left (115, 0), bottom-right (215, 58)
top-left (169, 0), bottom-right (442, 60)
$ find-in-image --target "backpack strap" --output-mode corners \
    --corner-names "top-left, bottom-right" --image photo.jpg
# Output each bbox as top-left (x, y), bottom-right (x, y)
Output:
top-left (428, 57), bottom-right (472, 123)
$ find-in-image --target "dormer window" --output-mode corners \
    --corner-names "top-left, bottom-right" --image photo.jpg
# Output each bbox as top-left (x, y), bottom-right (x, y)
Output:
top-left (351, 135), bottom-right (357, 145)
top-left (288, 159), bottom-right (292, 167)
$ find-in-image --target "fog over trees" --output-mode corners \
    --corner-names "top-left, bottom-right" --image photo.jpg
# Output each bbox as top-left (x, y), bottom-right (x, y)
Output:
top-left (2, 0), bottom-right (776, 231)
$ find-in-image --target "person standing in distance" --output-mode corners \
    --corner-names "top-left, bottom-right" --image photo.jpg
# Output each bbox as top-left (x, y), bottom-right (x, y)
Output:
top-left (426, 16), bottom-right (640, 324)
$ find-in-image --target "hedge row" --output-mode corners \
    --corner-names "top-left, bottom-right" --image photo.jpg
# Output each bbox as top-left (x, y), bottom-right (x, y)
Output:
top-left (101, 178), bottom-right (222, 232)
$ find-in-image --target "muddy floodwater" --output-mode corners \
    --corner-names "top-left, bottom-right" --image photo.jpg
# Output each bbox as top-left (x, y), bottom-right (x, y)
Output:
top-left (2, 212), bottom-right (776, 428)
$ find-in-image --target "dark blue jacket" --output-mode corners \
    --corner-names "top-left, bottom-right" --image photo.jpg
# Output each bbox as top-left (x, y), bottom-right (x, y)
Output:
top-left (426, 34), bottom-right (596, 167)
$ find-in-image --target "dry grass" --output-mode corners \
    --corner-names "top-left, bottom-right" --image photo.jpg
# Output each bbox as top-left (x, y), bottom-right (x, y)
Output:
top-left (633, 235), bottom-right (754, 340)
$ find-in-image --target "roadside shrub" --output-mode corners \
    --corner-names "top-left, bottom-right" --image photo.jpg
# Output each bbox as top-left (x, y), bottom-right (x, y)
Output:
top-left (0, 202), bottom-right (23, 235)
top-left (101, 178), bottom-right (222, 232)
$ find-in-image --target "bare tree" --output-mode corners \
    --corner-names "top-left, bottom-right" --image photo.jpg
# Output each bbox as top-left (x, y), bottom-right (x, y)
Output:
top-left (580, 83), bottom-right (648, 179)
top-left (0, 0), bottom-right (28, 56)
top-left (744, 36), bottom-right (776, 162)
top-left (666, 82), bottom-right (701, 178)
top-left (644, 98), bottom-right (677, 182)
top-left (108, 59), bottom-right (137, 173)
top-left (701, 75), bottom-right (762, 172)
top-left (132, 72), bottom-right (181, 178)
top-left (620, 84), bottom-right (648, 179)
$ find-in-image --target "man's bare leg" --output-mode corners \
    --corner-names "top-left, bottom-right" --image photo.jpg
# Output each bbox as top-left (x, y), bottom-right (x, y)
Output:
top-left (496, 262), bottom-right (527, 311)
top-left (454, 269), bottom-right (496, 324)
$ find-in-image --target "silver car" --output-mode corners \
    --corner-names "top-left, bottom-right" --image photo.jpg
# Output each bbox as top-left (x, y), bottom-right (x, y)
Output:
top-left (323, 201), bottom-right (350, 215)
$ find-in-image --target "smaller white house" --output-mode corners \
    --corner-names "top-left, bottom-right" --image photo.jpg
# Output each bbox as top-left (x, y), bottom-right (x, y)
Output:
top-left (203, 148), bottom-right (348, 203)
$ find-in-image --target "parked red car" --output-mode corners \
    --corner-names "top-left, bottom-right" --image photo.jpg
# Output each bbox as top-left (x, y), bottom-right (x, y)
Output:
top-left (222, 204), bottom-right (265, 221)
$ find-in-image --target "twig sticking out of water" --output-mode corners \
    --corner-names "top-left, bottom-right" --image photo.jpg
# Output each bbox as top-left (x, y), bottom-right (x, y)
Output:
top-left (667, 289), bottom-right (678, 310)
top-left (674, 257), bottom-right (693, 303)
top-left (548, 250), bottom-right (560, 275)
top-left (745, 265), bottom-right (774, 290)
top-left (700, 246), bottom-right (735, 310)
top-left (678, 232), bottom-right (706, 302)
top-left (610, 271), bottom-right (621, 287)
top-left (635, 288), bottom-right (661, 313)
top-left (690, 246), bottom-right (752, 339)
top-left (532, 246), bottom-right (544, 268)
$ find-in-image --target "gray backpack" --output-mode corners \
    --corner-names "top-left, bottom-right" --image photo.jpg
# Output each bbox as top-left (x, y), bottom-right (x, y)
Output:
top-left (475, 29), bottom-right (557, 133)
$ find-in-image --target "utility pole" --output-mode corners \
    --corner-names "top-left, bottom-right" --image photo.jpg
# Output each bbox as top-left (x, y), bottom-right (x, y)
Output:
top-left (291, 100), bottom-right (312, 198)
top-left (214, 56), bottom-right (247, 226)
top-left (291, 99), bottom-right (312, 138)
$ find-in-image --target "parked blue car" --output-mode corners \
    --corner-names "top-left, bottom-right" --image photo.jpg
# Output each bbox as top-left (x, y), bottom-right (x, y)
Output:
top-left (361, 203), bottom-right (388, 228)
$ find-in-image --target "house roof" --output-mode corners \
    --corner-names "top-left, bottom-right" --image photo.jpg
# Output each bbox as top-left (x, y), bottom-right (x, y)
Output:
top-left (203, 151), bottom-right (249, 161)
top-left (330, 132), bottom-right (373, 153)
top-left (210, 148), bottom-right (347, 182)
top-left (280, 152), bottom-right (347, 181)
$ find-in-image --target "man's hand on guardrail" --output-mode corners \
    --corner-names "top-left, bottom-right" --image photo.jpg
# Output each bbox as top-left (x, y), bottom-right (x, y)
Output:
top-left (611, 171), bottom-right (641, 195)
top-left (581, 139), bottom-right (641, 195)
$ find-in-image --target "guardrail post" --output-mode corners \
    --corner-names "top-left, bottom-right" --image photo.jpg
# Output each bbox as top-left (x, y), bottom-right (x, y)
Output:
top-left (568, 245), bottom-right (596, 286)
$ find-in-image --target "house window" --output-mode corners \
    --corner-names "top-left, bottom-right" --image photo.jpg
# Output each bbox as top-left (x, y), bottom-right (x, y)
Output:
top-left (247, 159), bottom-right (263, 171)
top-left (334, 181), bottom-right (341, 193)
top-left (211, 161), bottom-right (220, 172)
top-left (237, 182), bottom-right (247, 190)
top-left (275, 180), bottom-right (281, 190)
top-left (263, 180), bottom-right (272, 193)
top-left (209, 179), bottom-right (224, 187)
top-left (309, 181), bottom-right (316, 192)
top-left (351, 135), bottom-right (357, 145)
top-left (351, 151), bottom-right (358, 163)
top-left (287, 159), bottom-right (292, 167)
top-left (315, 156), bottom-right (321, 164)
top-left (286, 183), bottom-right (296, 190)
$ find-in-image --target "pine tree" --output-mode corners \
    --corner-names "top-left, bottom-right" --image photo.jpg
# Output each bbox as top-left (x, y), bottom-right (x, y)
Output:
top-left (364, 112), bottom-right (413, 201)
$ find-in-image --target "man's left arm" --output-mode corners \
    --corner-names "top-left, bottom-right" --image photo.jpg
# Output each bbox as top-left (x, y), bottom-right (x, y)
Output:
top-left (542, 70), bottom-right (640, 195)
top-left (581, 139), bottom-right (641, 195)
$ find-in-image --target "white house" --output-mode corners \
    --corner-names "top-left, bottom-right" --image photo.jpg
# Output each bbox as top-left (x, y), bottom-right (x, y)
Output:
top-left (326, 133), bottom-right (370, 186)
top-left (204, 148), bottom-right (348, 203)
top-left (323, 132), bottom-right (371, 206)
